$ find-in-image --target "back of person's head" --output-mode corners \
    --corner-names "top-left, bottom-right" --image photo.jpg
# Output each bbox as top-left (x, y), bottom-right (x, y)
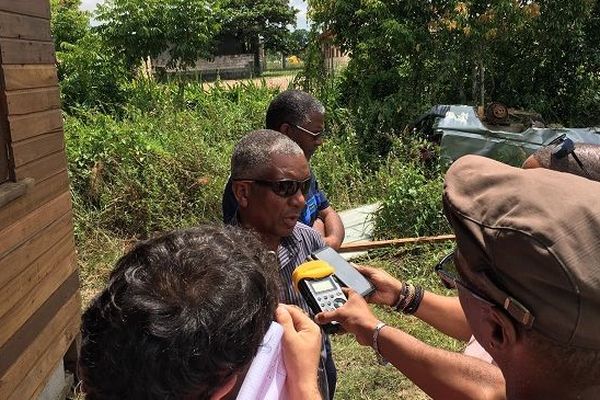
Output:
top-left (523, 141), bottom-right (600, 181)
top-left (265, 90), bottom-right (325, 131)
top-left (230, 129), bottom-right (304, 179)
top-left (79, 225), bottom-right (279, 400)
top-left (443, 155), bottom-right (600, 389)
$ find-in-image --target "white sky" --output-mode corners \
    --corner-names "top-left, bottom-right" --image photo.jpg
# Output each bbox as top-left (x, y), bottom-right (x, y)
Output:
top-left (80, 0), bottom-right (309, 30)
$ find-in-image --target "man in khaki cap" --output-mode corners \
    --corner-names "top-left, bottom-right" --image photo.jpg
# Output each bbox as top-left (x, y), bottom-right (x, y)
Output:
top-left (441, 154), bottom-right (600, 399)
top-left (317, 155), bottom-right (600, 399)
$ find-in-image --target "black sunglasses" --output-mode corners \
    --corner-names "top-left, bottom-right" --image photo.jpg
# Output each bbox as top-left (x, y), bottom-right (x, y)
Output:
top-left (434, 250), bottom-right (535, 327)
top-left (236, 178), bottom-right (311, 198)
top-left (434, 251), bottom-right (491, 299)
top-left (547, 134), bottom-right (590, 177)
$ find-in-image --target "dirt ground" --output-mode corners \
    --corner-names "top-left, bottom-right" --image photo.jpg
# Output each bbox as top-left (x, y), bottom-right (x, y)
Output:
top-left (201, 74), bottom-right (297, 91)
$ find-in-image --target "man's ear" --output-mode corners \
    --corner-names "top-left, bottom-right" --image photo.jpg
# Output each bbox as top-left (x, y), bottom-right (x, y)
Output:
top-left (279, 122), bottom-right (292, 136)
top-left (485, 307), bottom-right (519, 352)
top-left (232, 181), bottom-right (251, 208)
top-left (209, 375), bottom-right (238, 400)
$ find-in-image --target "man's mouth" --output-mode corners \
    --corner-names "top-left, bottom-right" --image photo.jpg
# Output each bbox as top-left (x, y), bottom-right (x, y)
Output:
top-left (284, 215), bottom-right (299, 225)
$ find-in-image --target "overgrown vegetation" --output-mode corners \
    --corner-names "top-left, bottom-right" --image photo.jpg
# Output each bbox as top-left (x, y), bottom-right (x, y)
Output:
top-left (306, 0), bottom-right (600, 164)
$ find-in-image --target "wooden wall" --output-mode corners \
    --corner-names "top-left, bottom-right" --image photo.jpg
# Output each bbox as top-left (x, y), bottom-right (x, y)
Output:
top-left (0, 1), bottom-right (80, 399)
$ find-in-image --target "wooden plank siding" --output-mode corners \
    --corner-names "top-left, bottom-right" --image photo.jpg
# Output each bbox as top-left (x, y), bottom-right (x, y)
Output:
top-left (2, 65), bottom-right (58, 91)
top-left (0, 1), bottom-right (80, 399)
top-left (12, 130), bottom-right (64, 167)
top-left (0, 39), bottom-right (56, 65)
top-left (0, 11), bottom-right (52, 41)
top-left (0, 1), bottom-right (50, 19)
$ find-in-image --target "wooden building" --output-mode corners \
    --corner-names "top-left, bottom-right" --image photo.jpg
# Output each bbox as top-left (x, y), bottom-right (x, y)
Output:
top-left (319, 30), bottom-right (350, 72)
top-left (0, 1), bottom-right (80, 399)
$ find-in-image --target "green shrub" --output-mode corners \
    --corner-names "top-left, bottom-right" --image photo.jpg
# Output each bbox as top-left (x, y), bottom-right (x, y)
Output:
top-left (66, 80), bottom-right (284, 238)
top-left (374, 150), bottom-right (450, 239)
top-left (57, 33), bottom-right (132, 113)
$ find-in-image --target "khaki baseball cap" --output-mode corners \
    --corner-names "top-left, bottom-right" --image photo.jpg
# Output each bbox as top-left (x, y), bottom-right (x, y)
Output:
top-left (443, 155), bottom-right (600, 349)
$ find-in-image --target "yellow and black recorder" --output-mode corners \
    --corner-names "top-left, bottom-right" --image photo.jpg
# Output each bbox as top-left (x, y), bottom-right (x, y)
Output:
top-left (292, 260), bottom-right (347, 333)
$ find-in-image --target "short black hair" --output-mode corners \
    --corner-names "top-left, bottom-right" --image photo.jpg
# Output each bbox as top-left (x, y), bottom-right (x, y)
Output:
top-left (79, 225), bottom-right (279, 400)
top-left (265, 90), bottom-right (325, 130)
top-left (230, 129), bottom-right (304, 180)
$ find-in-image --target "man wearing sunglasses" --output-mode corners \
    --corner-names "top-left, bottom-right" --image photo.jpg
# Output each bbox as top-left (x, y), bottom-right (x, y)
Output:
top-left (222, 90), bottom-right (345, 250)
top-left (229, 129), bottom-right (337, 399)
top-left (316, 155), bottom-right (600, 400)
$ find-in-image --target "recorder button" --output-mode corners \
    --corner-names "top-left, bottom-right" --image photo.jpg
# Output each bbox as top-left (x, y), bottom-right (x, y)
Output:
top-left (333, 298), bottom-right (346, 308)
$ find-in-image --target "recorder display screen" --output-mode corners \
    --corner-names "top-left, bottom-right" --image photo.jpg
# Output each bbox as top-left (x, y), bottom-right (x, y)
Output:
top-left (311, 279), bottom-right (335, 293)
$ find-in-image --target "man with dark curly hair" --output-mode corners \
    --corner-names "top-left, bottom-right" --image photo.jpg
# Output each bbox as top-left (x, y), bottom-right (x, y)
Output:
top-left (79, 225), bottom-right (322, 400)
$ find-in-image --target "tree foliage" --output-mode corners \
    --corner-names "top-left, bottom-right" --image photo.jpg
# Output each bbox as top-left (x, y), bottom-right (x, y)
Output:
top-left (50, 0), bottom-right (90, 49)
top-left (306, 0), bottom-right (600, 161)
top-left (284, 28), bottom-right (309, 56)
top-left (96, 0), bottom-right (221, 69)
top-left (51, 0), bottom-right (131, 112)
top-left (220, 0), bottom-right (297, 70)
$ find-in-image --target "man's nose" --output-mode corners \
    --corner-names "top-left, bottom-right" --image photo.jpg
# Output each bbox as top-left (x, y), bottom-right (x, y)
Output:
top-left (289, 189), bottom-right (306, 208)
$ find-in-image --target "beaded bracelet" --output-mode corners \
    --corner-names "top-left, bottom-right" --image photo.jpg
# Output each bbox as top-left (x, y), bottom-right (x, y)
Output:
top-left (395, 283), bottom-right (415, 312)
top-left (403, 285), bottom-right (425, 315)
top-left (392, 282), bottom-right (408, 310)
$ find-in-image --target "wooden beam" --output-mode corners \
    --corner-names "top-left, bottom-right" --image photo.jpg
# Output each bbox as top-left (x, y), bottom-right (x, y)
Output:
top-left (0, 191), bottom-right (71, 257)
top-left (0, 211), bottom-right (73, 291)
top-left (0, 178), bottom-right (33, 209)
top-left (0, 39), bottom-right (55, 65)
top-left (338, 234), bottom-right (456, 253)
top-left (11, 130), bottom-right (64, 167)
top-left (0, 1), bottom-right (51, 19)
top-left (2, 65), bottom-right (58, 91)
top-left (0, 272), bottom-right (79, 380)
top-left (0, 234), bottom-right (74, 320)
top-left (8, 109), bottom-right (63, 143)
top-left (5, 87), bottom-right (60, 116)
top-left (0, 251), bottom-right (77, 348)
top-left (0, 11), bottom-right (52, 41)
top-left (14, 150), bottom-right (66, 183)
top-left (0, 170), bottom-right (69, 231)
top-left (0, 275), bottom-right (80, 400)
top-left (17, 313), bottom-right (80, 400)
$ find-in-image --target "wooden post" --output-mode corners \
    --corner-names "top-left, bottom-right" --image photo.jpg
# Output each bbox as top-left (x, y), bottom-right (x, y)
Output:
top-left (338, 234), bottom-right (456, 253)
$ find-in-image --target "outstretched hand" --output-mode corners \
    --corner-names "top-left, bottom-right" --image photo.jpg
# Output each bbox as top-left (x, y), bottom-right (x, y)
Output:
top-left (352, 264), bottom-right (403, 307)
top-left (315, 289), bottom-right (379, 347)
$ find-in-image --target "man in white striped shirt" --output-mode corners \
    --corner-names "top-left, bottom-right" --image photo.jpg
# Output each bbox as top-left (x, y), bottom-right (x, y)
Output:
top-left (227, 129), bottom-right (336, 399)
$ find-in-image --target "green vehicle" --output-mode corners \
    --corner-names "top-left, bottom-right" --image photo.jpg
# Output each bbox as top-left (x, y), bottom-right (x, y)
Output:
top-left (413, 105), bottom-right (600, 166)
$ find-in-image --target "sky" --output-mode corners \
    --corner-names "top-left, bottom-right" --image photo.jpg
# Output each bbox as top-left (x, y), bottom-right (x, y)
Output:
top-left (80, 0), bottom-right (309, 30)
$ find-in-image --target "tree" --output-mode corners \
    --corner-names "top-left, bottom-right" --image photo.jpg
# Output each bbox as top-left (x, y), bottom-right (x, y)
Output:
top-left (286, 28), bottom-right (309, 56)
top-left (96, 0), bottom-right (221, 70)
top-left (50, 0), bottom-right (90, 49)
top-left (220, 0), bottom-right (297, 73)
